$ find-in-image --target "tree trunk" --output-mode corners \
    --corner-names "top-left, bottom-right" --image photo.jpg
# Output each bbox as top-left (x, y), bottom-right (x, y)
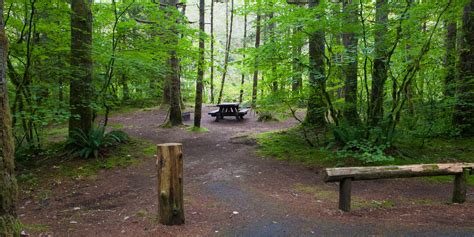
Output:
top-left (121, 73), bottom-right (130, 102)
top-left (217, 0), bottom-right (234, 104)
top-left (454, 0), bottom-right (474, 136)
top-left (252, 11), bottom-right (261, 108)
top-left (444, 21), bottom-right (457, 97)
top-left (305, 0), bottom-right (327, 127)
top-left (239, 13), bottom-right (247, 103)
top-left (0, 0), bottom-right (19, 234)
top-left (69, 0), bottom-right (93, 136)
top-left (292, 27), bottom-right (303, 94)
top-left (210, 0), bottom-right (215, 103)
top-left (342, 0), bottom-right (359, 125)
top-left (269, 11), bottom-right (277, 92)
top-left (166, 0), bottom-right (183, 126)
top-left (369, 0), bottom-right (389, 127)
top-left (194, 0), bottom-right (205, 128)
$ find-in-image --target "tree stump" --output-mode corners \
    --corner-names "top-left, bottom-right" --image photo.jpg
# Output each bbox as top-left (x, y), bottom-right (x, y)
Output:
top-left (156, 143), bottom-right (184, 225)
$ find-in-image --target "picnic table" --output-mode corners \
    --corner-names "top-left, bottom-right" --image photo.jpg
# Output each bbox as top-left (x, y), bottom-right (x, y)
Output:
top-left (208, 102), bottom-right (249, 121)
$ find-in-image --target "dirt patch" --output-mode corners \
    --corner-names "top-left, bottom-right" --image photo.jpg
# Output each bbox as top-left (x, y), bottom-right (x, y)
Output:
top-left (18, 106), bottom-right (474, 236)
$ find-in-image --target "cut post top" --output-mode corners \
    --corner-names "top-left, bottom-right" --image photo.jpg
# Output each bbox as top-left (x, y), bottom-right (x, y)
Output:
top-left (157, 143), bottom-right (183, 147)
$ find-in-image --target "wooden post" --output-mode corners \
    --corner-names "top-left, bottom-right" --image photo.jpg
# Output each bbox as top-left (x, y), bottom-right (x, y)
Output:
top-left (452, 168), bottom-right (468, 203)
top-left (156, 143), bottom-right (184, 225)
top-left (339, 178), bottom-right (352, 212)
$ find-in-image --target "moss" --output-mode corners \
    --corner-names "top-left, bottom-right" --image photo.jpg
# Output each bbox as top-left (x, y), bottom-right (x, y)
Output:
top-left (187, 126), bottom-right (209, 133)
top-left (256, 129), bottom-right (333, 166)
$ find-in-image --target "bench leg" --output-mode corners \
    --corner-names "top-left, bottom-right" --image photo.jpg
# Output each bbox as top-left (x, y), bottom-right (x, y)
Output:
top-left (339, 178), bottom-right (352, 212)
top-left (453, 169), bottom-right (467, 203)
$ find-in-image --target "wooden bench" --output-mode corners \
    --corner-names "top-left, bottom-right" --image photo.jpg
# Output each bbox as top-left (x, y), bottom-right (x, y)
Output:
top-left (324, 163), bottom-right (474, 212)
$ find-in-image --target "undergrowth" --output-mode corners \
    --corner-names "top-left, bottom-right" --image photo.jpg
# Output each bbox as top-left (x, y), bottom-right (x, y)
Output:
top-left (257, 127), bottom-right (474, 185)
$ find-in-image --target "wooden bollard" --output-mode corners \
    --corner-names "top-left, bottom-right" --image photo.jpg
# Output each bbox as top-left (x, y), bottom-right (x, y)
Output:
top-left (156, 143), bottom-right (184, 225)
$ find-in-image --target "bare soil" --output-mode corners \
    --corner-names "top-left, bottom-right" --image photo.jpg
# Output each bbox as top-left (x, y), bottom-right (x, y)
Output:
top-left (19, 106), bottom-right (474, 236)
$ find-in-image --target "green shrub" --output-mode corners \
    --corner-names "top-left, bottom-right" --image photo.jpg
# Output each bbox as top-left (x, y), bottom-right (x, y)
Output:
top-left (66, 127), bottom-right (129, 159)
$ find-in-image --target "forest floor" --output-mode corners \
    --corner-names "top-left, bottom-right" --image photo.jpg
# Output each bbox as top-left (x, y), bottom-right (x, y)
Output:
top-left (18, 106), bottom-right (474, 236)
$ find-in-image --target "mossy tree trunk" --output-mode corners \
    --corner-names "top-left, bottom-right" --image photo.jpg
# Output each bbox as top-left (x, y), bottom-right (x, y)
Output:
top-left (454, 0), bottom-right (474, 136)
top-left (342, 0), bottom-right (360, 125)
top-left (0, 0), bottom-right (19, 234)
top-left (368, 0), bottom-right (389, 127)
top-left (305, 0), bottom-right (327, 127)
top-left (194, 0), bottom-right (205, 128)
top-left (251, 7), bottom-right (261, 108)
top-left (69, 0), bottom-right (93, 137)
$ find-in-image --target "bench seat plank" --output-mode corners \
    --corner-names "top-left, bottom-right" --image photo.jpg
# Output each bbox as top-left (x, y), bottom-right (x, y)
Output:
top-left (325, 163), bottom-right (474, 182)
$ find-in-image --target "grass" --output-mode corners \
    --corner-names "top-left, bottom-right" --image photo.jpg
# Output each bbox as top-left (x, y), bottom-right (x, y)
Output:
top-left (256, 128), bottom-right (334, 166)
top-left (187, 126), bottom-right (209, 133)
top-left (256, 127), bottom-right (474, 185)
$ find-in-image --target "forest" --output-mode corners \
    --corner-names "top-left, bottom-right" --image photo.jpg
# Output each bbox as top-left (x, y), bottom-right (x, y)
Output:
top-left (1, 0), bottom-right (473, 235)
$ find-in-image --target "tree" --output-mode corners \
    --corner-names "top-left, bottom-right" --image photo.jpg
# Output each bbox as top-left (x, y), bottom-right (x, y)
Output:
top-left (165, 0), bottom-right (183, 126)
top-left (252, 3), bottom-right (261, 108)
top-left (194, 0), bottom-right (205, 128)
top-left (368, 0), bottom-right (389, 127)
top-left (217, 0), bottom-right (235, 104)
top-left (0, 0), bottom-right (19, 234)
top-left (210, 0), bottom-right (215, 103)
top-left (444, 21), bottom-right (457, 97)
top-left (454, 0), bottom-right (474, 136)
top-left (342, 0), bottom-right (359, 125)
top-left (239, 9), bottom-right (248, 103)
top-left (70, 0), bottom-right (94, 137)
top-left (305, 0), bottom-right (327, 127)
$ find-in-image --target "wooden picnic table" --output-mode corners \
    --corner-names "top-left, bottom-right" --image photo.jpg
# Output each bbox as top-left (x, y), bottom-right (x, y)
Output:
top-left (208, 102), bottom-right (249, 121)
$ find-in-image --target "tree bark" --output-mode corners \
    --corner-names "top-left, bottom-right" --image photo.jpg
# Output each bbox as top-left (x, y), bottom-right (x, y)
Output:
top-left (369, 0), bottom-right (389, 127)
top-left (444, 21), bottom-right (457, 97)
top-left (239, 12), bottom-right (247, 103)
top-left (305, 0), bottom-right (327, 127)
top-left (194, 0), bottom-right (205, 128)
top-left (69, 0), bottom-right (93, 136)
top-left (292, 27), bottom-right (303, 94)
top-left (252, 8), bottom-right (261, 108)
top-left (210, 0), bottom-right (215, 103)
top-left (217, 0), bottom-right (234, 104)
top-left (0, 0), bottom-right (19, 234)
top-left (166, 0), bottom-right (183, 126)
top-left (454, 0), bottom-right (474, 136)
top-left (156, 143), bottom-right (184, 225)
top-left (342, 0), bottom-right (359, 125)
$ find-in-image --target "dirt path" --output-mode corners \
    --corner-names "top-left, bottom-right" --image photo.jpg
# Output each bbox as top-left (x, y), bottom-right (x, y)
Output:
top-left (19, 106), bottom-right (474, 236)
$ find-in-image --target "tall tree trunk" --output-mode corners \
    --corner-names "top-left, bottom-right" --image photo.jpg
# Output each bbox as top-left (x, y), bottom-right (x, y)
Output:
top-left (0, 0), bottom-right (19, 234)
top-left (269, 11), bottom-right (277, 92)
top-left (194, 0), bottom-right (205, 128)
top-left (369, 0), bottom-right (389, 127)
top-left (217, 0), bottom-right (234, 104)
top-left (210, 0), bottom-right (215, 103)
top-left (69, 0), bottom-right (93, 136)
top-left (292, 26), bottom-right (302, 94)
top-left (239, 12), bottom-right (247, 103)
top-left (305, 0), bottom-right (327, 127)
top-left (342, 0), bottom-right (359, 125)
top-left (445, 21), bottom-right (457, 97)
top-left (454, 0), bottom-right (474, 136)
top-left (121, 73), bottom-right (130, 102)
top-left (252, 10), bottom-right (261, 108)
